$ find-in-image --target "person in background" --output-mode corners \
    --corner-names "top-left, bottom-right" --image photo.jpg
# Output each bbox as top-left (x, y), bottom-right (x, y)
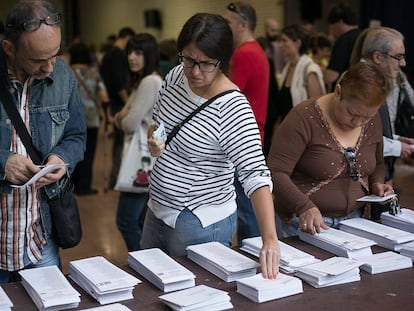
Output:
top-left (0, 20), bottom-right (5, 41)
top-left (113, 34), bottom-right (162, 251)
top-left (356, 27), bottom-right (414, 220)
top-left (69, 42), bottom-right (109, 195)
top-left (264, 17), bottom-right (286, 78)
top-left (222, 1), bottom-right (270, 245)
top-left (323, 2), bottom-right (361, 91)
top-left (158, 38), bottom-right (177, 78)
top-left (0, 0), bottom-right (86, 283)
top-left (309, 33), bottom-right (332, 70)
top-left (268, 62), bottom-right (394, 238)
top-left (278, 24), bottom-right (326, 121)
top-left (143, 13), bottom-right (280, 279)
top-left (100, 26), bottom-right (135, 189)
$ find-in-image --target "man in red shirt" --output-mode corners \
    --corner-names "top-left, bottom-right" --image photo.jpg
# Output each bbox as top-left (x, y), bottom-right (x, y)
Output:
top-left (223, 2), bottom-right (270, 244)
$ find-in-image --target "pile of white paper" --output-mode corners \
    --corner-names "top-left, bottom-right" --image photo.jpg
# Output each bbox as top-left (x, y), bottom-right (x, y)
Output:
top-left (381, 208), bottom-right (414, 233)
top-left (159, 285), bottom-right (232, 311)
top-left (186, 241), bottom-right (259, 282)
top-left (236, 273), bottom-right (303, 303)
top-left (339, 218), bottom-right (414, 251)
top-left (240, 237), bottom-right (319, 272)
top-left (19, 265), bottom-right (80, 310)
top-left (0, 286), bottom-right (13, 311)
top-left (69, 256), bottom-right (141, 305)
top-left (79, 303), bottom-right (132, 311)
top-left (295, 257), bottom-right (362, 288)
top-left (128, 248), bottom-right (195, 292)
top-left (398, 241), bottom-right (414, 261)
top-left (298, 227), bottom-right (376, 258)
top-left (357, 251), bottom-right (413, 274)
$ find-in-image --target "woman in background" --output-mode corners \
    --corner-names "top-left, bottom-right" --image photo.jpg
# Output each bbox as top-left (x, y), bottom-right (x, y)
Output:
top-left (114, 34), bottom-right (162, 251)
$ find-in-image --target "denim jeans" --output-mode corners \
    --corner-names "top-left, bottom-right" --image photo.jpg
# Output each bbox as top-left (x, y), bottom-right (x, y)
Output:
top-left (276, 208), bottom-right (364, 238)
top-left (234, 177), bottom-right (260, 245)
top-left (116, 192), bottom-right (149, 251)
top-left (141, 208), bottom-right (237, 257)
top-left (0, 232), bottom-right (60, 284)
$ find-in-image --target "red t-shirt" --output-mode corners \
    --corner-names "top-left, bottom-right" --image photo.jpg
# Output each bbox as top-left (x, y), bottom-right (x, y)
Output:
top-left (230, 41), bottom-right (270, 143)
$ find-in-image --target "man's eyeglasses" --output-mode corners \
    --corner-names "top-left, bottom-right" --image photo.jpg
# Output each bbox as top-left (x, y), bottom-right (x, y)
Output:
top-left (381, 51), bottom-right (406, 62)
top-left (344, 148), bottom-right (359, 181)
top-left (178, 53), bottom-right (220, 73)
top-left (7, 13), bottom-right (61, 32)
top-left (227, 2), bottom-right (247, 20)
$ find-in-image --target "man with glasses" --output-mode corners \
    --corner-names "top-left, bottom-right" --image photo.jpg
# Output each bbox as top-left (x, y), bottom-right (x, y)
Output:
top-left (359, 27), bottom-right (414, 220)
top-left (0, 0), bottom-right (86, 283)
top-left (223, 2), bottom-right (270, 245)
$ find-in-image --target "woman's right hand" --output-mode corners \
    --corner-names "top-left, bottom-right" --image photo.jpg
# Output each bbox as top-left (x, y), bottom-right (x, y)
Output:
top-left (298, 207), bottom-right (329, 234)
top-left (148, 137), bottom-right (165, 157)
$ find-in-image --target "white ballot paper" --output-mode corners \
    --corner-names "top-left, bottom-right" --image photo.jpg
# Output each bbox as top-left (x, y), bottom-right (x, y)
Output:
top-left (79, 303), bottom-right (132, 311)
top-left (356, 194), bottom-right (397, 202)
top-left (295, 257), bottom-right (363, 288)
top-left (236, 273), bottom-right (303, 303)
top-left (69, 256), bottom-right (141, 305)
top-left (358, 251), bottom-right (413, 274)
top-left (128, 248), bottom-right (195, 292)
top-left (381, 208), bottom-right (414, 233)
top-left (159, 285), bottom-right (232, 311)
top-left (186, 241), bottom-right (259, 282)
top-left (0, 286), bottom-right (13, 311)
top-left (11, 163), bottom-right (68, 188)
top-left (19, 265), bottom-right (80, 310)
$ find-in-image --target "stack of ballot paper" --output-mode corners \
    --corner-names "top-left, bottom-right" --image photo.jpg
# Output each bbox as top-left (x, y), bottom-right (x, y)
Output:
top-left (186, 241), bottom-right (259, 282)
top-left (398, 241), bottom-right (414, 261)
top-left (79, 303), bottom-right (132, 311)
top-left (19, 265), bottom-right (80, 310)
top-left (240, 237), bottom-right (319, 272)
top-left (159, 285), bottom-right (232, 311)
top-left (357, 251), bottom-right (413, 274)
top-left (128, 248), bottom-right (195, 292)
top-left (69, 256), bottom-right (141, 305)
top-left (298, 227), bottom-right (376, 258)
top-left (339, 218), bottom-right (414, 251)
top-left (381, 208), bottom-right (414, 233)
top-left (236, 273), bottom-right (303, 303)
top-left (295, 257), bottom-right (362, 288)
top-left (0, 287), bottom-right (13, 311)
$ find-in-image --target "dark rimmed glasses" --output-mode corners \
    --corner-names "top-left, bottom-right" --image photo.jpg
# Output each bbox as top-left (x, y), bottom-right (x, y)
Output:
top-left (381, 51), bottom-right (406, 62)
top-left (178, 53), bottom-right (220, 73)
top-left (344, 148), bottom-right (359, 181)
top-left (227, 2), bottom-right (247, 20)
top-left (7, 13), bottom-right (61, 32)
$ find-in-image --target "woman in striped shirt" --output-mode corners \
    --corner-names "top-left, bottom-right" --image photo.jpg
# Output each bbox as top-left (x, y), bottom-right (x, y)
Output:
top-left (141, 13), bottom-right (280, 279)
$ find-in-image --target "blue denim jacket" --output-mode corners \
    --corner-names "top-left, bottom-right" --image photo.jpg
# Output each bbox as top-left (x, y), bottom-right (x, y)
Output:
top-left (0, 46), bottom-right (86, 232)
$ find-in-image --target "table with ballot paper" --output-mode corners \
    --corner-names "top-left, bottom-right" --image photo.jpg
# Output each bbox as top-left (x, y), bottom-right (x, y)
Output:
top-left (1, 211), bottom-right (414, 310)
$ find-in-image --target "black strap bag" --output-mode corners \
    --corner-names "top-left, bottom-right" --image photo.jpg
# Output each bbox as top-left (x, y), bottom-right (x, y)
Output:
top-left (0, 84), bottom-right (82, 249)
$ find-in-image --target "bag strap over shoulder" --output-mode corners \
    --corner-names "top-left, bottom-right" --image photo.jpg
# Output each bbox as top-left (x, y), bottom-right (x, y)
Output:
top-left (165, 89), bottom-right (238, 146)
top-left (0, 82), bottom-right (42, 165)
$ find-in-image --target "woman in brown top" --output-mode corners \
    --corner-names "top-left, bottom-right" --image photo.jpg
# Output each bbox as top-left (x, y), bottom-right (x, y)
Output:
top-left (268, 62), bottom-right (394, 238)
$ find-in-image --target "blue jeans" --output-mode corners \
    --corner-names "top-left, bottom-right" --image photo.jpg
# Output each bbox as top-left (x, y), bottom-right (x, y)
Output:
top-left (116, 192), bottom-right (148, 251)
top-left (0, 232), bottom-right (60, 284)
top-left (141, 208), bottom-right (237, 256)
top-left (235, 177), bottom-right (260, 245)
top-left (275, 208), bottom-right (364, 238)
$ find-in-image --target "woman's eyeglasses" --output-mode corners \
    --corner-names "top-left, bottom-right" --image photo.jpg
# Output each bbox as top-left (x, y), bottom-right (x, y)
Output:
top-left (178, 53), bottom-right (220, 73)
top-left (344, 148), bottom-right (359, 181)
top-left (227, 2), bottom-right (247, 20)
top-left (7, 13), bottom-right (61, 32)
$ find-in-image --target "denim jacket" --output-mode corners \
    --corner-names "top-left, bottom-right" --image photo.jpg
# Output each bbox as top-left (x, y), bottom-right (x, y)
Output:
top-left (0, 46), bottom-right (86, 231)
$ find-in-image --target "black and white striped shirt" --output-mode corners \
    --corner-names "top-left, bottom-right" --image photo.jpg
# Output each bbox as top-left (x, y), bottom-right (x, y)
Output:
top-left (149, 65), bottom-right (272, 228)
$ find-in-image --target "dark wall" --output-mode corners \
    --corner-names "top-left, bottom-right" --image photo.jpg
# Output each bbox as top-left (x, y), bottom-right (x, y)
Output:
top-left (360, 0), bottom-right (414, 81)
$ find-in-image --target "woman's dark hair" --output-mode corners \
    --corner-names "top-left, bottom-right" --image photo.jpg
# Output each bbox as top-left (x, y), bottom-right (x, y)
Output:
top-left (68, 42), bottom-right (91, 65)
top-left (282, 24), bottom-right (309, 55)
top-left (126, 33), bottom-right (159, 89)
top-left (5, 0), bottom-right (59, 44)
top-left (177, 13), bottom-right (233, 74)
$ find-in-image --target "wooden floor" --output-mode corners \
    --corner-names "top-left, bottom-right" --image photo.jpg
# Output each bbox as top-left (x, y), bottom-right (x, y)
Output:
top-left (60, 124), bottom-right (414, 274)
